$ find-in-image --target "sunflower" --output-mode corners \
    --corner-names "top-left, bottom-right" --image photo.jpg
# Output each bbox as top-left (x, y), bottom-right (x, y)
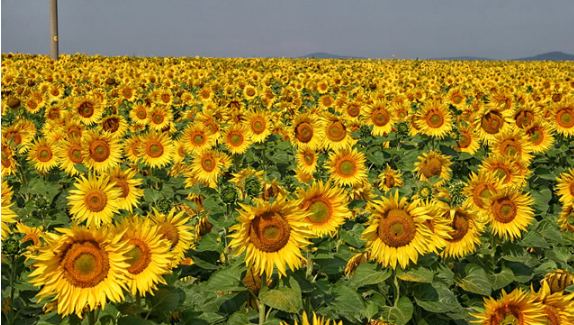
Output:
top-left (439, 207), bottom-right (484, 259)
top-left (552, 99), bottom-right (574, 137)
top-left (55, 137), bottom-right (85, 176)
top-left (129, 102), bottom-right (149, 126)
top-left (1, 182), bottom-right (17, 240)
top-left (361, 192), bottom-right (433, 269)
top-left (473, 103), bottom-right (514, 144)
top-left (115, 217), bottom-right (173, 297)
top-left (532, 281), bottom-right (574, 325)
top-left (72, 96), bottom-right (103, 126)
top-left (479, 155), bottom-right (525, 188)
top-left (123, 135), bottom-right (142, 164)
top-left (243, 84), bottom-right (258, 101)
top-left (415, 100), bottom-right (453, 139)
top-left (228, 198), bottom-right (313, 277)
top-left (290, 113), bottom-right (325, 151)
top-left (189, 149), bottom-right (225, 188)
top-left (281, 311), bottom-right (343, 325)
top-left (413, 151), bottom-right (453, 187)
top-left (106, 166), bottom-right (143, 213)
top-left (364, 99), bottom-right (395, 136)
top-left (470, 288), bottom-right (545, 325)
top-left (542, 270), bottom-right (574, 294)
top-left (1, 140), bottom-right (18, 178)
top-left (463, 172), bottom-right (504, 219)
top-left (148, 105), bottom-right (173, 131)
top-left (326, 147), bottom-right (368, 187)
top-left (513, 105), bottom-right (539, 129)
top-left (100, 114), bottom-right (128, 139)
top-left (2, 122), bottom-right (35, 153)
top-left (181, 123), bottom-right (212, 155)
top-left (556, 168), bottom-right (574, 204)
top-left (558, 203), bottom-right (574, 233)
top-left (454, 124), bottom-right (481, 155)
top-left (24, 97), bottom-right (42, 114)
top-left (321, 113), bottom-right (354, 151)
top-left (418, 202), bottom-right (453, 254)
top-left (15, 221), bottom-right (45, 258)
top-left (377, 164), bottom-right (404, 193)
top-left (82, 130), bottom-right (122, 173)
top-left (138, 131), bottom-right (174, 169)
top-left (296, 147), bottom-right (319, 176)
top-left (261, 178), bottom-right (289, 201)
top-left (67, 173), bottom-right (122, 228)
top-left (490, 128), bottom-right (533, 163)
top-left (524, 119), bottom-right (555, 154)
top-left (447, 87), bottom-right (466, 107)
top-left (28, 137), bottom-right (59, 173)
top-left (28, 225), bottom-right (130, 317)
top-left (485, 187), bottom-right (535, 241)
top-left (296, 181), bottom-right (351, 237)
top-left (150, 208), bottom-right (194, 266)
top-left (243, 109), bottom-right (272, 144)
top-left (222, 124), bottom-right (252, 155)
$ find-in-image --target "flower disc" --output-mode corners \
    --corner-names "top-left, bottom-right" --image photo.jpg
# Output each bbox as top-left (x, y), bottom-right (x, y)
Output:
top-left (62, 240), bottom-right (109, 288)
top-left (378, 209), bottom-right (416, 247)
top-left (250, 212), bottom-right (291, 253)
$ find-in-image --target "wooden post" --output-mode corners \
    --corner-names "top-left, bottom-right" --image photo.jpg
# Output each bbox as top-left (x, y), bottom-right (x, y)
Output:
top-left (50, 0), bottom-right (59, 60)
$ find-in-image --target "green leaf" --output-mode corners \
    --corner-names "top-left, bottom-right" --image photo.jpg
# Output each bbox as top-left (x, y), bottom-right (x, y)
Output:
top-left (143, 188), bottom-right (162, 203)
top-left (534, 167), bottom-right (557, 180)
top-left (259, 286), bottom-right (301, 313)
top-left (146, 286), bottom-right (183, 319)
top-left (531, 188), bottom-right (552, 213)
top-left (520, 230), bottom-right (550, 248)
top-left (339, 223), bottom-right (366, 248)
top-left (329, 284), bottom-right (365, 314)
top-left (205, 262), bottom-right (246, 292)
top-left (414, 282), bottom-right (460, 313)
top-left (397, 265), bottom-right (434, 283)
top-left (488, 267), bottom-right (514, 290)
top-left (381, 297), bottom-right (414, 325)
top-left (73, 163), bottom-right (89, 174)
top-left (118, 316), bottom-right (156, 325)
top-left (456, 264), bottom-right (492, 296)
top-left (348, 262), bottom-right (392, 289)
top-left (227, 312), bottom-right (251, 325)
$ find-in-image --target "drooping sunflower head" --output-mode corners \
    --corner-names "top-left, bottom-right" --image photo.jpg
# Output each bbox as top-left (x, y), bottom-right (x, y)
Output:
top-left (326, 147), bottom-right (368, 187)
top-left (361, 192), bottom-right (433, 269)
top-left (106, 166), bottom-right (143, 213)
top-left (228, 198), bottom-right (313, 277)
top-left (413, 150), bottom-right (453, 187)
top-left (100, 114), bottom-right (128, 139)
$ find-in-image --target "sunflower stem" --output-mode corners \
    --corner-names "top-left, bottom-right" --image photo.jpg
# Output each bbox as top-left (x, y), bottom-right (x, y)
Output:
top-left (393, 270), bottom-right (400, 307)
top-left (258, 273), bottom-right (266, 325)
top-left (87, 309), bottom-right (96, 325)
top-left (8, 255), bottom-right (17, 325)
top-left (306, 249), bottom-right (313, 281)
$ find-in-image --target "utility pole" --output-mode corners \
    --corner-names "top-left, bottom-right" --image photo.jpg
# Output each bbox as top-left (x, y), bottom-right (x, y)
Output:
top-left (50, 0), bottom-right (59, 60)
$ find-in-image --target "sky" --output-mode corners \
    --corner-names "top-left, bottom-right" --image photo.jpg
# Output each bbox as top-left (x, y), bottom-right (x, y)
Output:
top-left (2, 0), bottom-right (574, 60)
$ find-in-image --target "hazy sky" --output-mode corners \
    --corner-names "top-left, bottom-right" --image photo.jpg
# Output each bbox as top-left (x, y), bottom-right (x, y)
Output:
top-left (2, 0), bottom-right (574, 60)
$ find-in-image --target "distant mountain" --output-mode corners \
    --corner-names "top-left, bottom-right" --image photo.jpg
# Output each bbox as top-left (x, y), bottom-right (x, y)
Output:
top-left (300, 52), bottom-right (366, 59)
top-left (513, 51), bottom-right (574, 61)
top-left (299, 51), bottom-right (574, 61)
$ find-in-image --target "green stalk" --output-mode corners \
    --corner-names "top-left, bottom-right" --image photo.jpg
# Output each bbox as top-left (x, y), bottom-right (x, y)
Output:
top-left (8, 256), bottom-right (17, 325)
top-left (259, 273), bottom-right (266, 325)
top-left (393, 270), bottom-right (400, 307)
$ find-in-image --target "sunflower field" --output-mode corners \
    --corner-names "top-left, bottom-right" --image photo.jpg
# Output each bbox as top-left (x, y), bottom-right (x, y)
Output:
top-left (1, 53), bottom-right (574, 325)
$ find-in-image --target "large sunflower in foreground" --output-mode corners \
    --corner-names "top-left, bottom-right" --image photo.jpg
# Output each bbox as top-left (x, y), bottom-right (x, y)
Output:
top-left (67, 173), bottom-right (122, 228)
top-left (361, 192), bottom-right (433, 269)
top-left (115, 217), bottom-right (173, 297)
top-left (485, 187), bottom-right (535, 241)
top-left (470, 288), bottom-right (545, 325)
top-left (28, 225), bottom-right (130, 317)
top-left (150, 208), bottom-right (194, 267)
top-left (296, 181), bottom-right (351, 237)
top-left (228, 198), bottom-right (313, 277)
top-left (326, 147), bottom-right (368, 187)
top-left (532, 281), bottom-right (574, 325)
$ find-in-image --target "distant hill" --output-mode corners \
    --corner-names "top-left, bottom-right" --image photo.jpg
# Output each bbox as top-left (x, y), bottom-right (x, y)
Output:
top-left (300, 51), bottom-right (574, 61)
top-left (300, 52), bottom-right (366, 59)
top-left (513, 51), bottom-right (574, 61)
